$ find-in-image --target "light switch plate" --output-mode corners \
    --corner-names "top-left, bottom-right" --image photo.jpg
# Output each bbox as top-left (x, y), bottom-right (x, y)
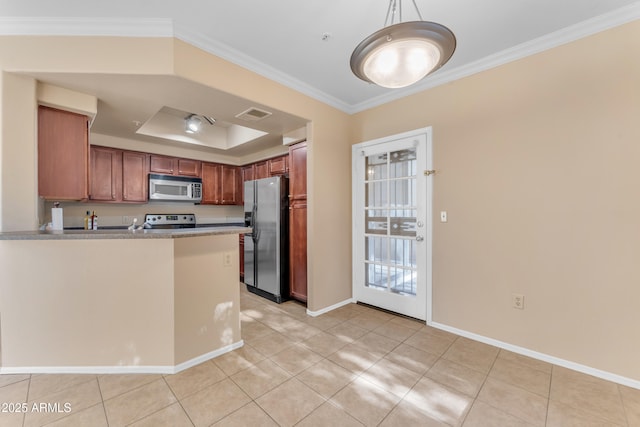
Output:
top-left (440, 211), bottom-right (448, 222)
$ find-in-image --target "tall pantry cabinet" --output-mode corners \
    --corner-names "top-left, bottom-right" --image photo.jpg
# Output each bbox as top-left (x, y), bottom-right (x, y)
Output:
top-left (288, 141), bottom-right (307, 302)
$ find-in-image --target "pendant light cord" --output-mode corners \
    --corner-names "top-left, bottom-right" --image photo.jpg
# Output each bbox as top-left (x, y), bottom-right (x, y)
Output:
top-left (384, 0), bottom-right (425, 26)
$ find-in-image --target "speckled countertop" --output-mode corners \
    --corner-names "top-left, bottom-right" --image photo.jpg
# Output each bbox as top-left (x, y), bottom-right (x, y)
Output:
top-left (0, 226), bottom-right (252, 240)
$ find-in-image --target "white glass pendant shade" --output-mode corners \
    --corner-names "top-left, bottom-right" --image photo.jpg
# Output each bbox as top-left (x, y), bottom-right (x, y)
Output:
top-left (351, 21), bottom-right (456, 88)
top-left (363, 38), bottom-right (441, 88)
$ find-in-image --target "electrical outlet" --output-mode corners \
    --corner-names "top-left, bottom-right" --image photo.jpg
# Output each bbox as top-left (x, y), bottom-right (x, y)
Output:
top-left (512, 294), bottom-right (525, 310)
top-left (223, 252), bottom-right (233, 267)
top-left (122, 216), bottom-right (130, 225)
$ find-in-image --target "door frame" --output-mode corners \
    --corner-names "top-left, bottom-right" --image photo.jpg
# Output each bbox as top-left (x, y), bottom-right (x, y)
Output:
top-left (352, 127), bottom-right (434, 322)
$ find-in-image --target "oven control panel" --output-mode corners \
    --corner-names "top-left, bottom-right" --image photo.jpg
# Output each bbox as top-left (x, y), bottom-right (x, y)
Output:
top-left (144, 214), bottom-right (196, 228)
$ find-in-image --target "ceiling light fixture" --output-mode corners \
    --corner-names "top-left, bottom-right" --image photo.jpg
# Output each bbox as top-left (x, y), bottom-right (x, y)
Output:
top-left (350, 0), bottom-right (456, 89)
top-left (185, 114), bottom-right (202, 134)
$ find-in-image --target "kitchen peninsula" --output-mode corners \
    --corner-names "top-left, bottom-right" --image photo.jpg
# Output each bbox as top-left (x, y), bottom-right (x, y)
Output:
top-left (0, 226), bottom-right (250, 374)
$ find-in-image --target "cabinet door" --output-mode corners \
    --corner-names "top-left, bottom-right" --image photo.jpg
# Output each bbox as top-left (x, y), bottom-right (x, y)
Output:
top-left (254, 161), bottom-right (269, 179)
top-left (289, 142), bottom-right (307, 200)
top-left (149, 155), bottom-right (175, 175)
top-left (241, 165), bottom-right (255, 182)
top-left (289, 202), bottom-right (308, 302)
top-left (177, 158), bottom-right (201, 177)
top-left (221, 165), bottom-right (241, 205)
top-left (268, 155), bottom-right (288, 176)
top-left (122, 151), bottom-right (149, 202)
top-left (201, 162), bottom-right (221, 204)
top-left (38, 106), bottom-right (89, 200)
top-left (90, 146), bottom-right (121, 201)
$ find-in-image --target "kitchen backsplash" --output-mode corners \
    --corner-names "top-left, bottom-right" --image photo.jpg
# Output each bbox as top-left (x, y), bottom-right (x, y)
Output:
top-left (41, 201), bottom-right (243, 228)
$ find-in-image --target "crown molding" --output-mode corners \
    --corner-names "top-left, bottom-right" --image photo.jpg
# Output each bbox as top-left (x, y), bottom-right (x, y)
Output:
top-left (349, 2), bottom-right (640, 113)
top-left (0, 17), bottom-right (174, 37)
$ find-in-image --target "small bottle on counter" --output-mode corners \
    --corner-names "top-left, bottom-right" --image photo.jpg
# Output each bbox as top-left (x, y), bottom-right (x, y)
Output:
top-left (84, 211), bottom-right (91, 230)
top-left (91, 211), bottom-right (98, 230)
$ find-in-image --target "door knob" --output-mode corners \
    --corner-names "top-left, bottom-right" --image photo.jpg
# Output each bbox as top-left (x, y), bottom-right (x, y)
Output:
top-left (416, 235), bottom-right (424, 242)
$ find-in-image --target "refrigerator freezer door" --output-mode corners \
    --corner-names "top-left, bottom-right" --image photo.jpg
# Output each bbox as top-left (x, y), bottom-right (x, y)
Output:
top-left (255, 177), bottom-right (281, 297)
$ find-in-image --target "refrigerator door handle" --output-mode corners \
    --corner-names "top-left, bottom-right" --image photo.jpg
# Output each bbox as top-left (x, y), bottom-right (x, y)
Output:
top-left (252, 204), bottom-right (259, 243)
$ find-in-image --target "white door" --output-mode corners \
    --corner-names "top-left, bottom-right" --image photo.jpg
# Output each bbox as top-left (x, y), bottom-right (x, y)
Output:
top-left (352, 128), bottom-right (432, 321)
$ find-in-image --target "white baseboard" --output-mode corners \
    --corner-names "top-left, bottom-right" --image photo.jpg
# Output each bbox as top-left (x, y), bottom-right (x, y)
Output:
top-left (429, 321), bottom-right (640, 390)
top-left (171, 340), bottom-right (244, 374)
top-left (0, 340), bottom-right (244, 375)
top-left (306, 298), bottom-right (355, 317)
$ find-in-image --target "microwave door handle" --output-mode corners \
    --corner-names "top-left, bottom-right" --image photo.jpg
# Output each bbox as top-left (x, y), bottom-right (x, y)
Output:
top-left (187, 184), bottom-right (192, 199)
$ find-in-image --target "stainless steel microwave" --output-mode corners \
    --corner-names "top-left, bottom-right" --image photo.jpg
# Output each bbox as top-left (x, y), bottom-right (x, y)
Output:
top-left (148, 173), bottom-right (202, 202)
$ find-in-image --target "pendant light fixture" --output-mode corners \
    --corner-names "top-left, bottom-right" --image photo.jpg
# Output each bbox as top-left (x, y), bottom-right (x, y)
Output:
top-left (350, 0), bottom-right (456, 88)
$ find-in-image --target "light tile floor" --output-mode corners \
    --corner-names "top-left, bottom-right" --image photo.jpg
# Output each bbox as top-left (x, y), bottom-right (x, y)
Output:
top-left (1, 284), bottom-right (640, 426)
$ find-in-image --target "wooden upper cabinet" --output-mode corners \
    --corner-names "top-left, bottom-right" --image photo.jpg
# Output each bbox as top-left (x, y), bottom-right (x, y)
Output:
top-left (177, 158), bottom-right (201, 177)
top-left (90, 146), bottom-right (121, 201)
top-left (201, 163), bottom-right (242, 205)
top-left (254, 161), bottom-right (269, 179)
top-left (38, 106), bottom-right (89, 200)
top-left (150, 155), bottom-right (201, 177)
top-left (268, 155), bottom-right (288, 176)
top-left (201, 162), bottom-right (222, 204)
top-left (289, 141), bottom-right (307, 200)
top-left (220, 165), bottom-right (241, 205)
top-left (122, 151), bottom-right (149, 202)
top-left (90, 146), bottom-right (149, 203)
top-left (241, 164), bottom-right (255, 182)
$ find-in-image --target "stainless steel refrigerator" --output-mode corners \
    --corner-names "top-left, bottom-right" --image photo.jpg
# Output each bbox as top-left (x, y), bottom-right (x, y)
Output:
top-left (244, 176), bottom-right (289, 303)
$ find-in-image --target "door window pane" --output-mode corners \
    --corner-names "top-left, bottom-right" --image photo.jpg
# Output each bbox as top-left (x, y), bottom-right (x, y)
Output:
top-left (389, 149), bottom-right (416, 178)
top-left (365, 182), bottom-right (387, 208)
top-left (390, 238), bottom-right (416, 267)
top-left (366, 153), bottom-right (387, 180)
top-left (365, 263), bottom-right (388, 290)
top-left (365, 236), bottom-right (388, 263)
top-left (389, 267), bottom-right (416, 296)
top-left (391, 178), bottom-right (416, 207)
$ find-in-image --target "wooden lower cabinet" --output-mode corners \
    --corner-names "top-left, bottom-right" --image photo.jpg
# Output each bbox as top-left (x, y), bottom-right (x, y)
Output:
top-left (289, 201), bottom-right (307, 302)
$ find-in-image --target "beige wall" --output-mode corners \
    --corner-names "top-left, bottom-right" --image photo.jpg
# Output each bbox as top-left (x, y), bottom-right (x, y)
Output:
top-left (174, 234), bottom-right (240, 364)
top-left (0, 36), bottom-right (353, 319)
top-left (1, 73), bottom-right (37, 231)
top-left (352, 21), bottom-right (640, 381)
top-left (0, 239), bottom-right (176, 367)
